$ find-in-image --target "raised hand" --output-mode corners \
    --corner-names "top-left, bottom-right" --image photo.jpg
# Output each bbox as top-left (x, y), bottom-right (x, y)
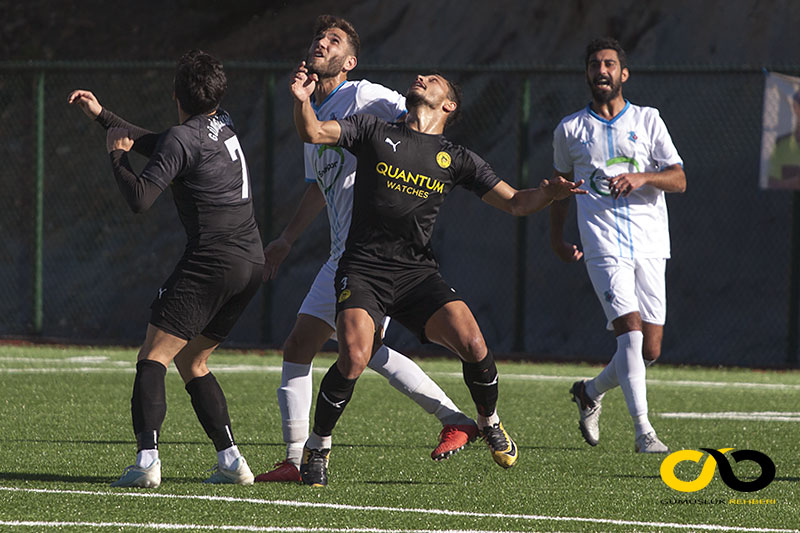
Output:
top-left (67, 89), bottom-right (102, 120)
top-left (290, 61), bottom-right (318, 102)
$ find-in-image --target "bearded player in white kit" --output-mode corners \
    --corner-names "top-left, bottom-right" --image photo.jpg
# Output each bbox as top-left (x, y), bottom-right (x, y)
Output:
top-left (550, 37), bottom-right (686, 453)
top-left (255, 15), bottom-right (477, 482)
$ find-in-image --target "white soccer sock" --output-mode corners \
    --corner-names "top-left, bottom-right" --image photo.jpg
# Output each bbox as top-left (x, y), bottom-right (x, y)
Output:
top-left (136, 449), bottom-right (159, 469)
top-left (217, 445), bottom-right (241, 470)
top-left (368, 345), bottom-right (471, 426)
top-left (586, 356), bottom-right (617, 400)
top-left (277, 361), bottom-right (313, 465)
top-left (306, 431), bottom-right (332, 451)
top-left (477, 412), bottom-right (500, 428)
top-left (612, 331), bottom-right (653, 436)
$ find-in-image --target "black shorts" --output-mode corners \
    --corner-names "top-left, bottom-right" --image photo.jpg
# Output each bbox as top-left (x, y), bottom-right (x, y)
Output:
top-left (150, 252), bottom-right (263, 342)
top-left (334, 263), bottom-right (462, 342)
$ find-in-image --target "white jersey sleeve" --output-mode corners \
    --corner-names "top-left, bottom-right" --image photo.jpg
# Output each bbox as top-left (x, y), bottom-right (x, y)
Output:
top-left (353, 80), bottom-right (407, 122)
top-left (553, 121), bottom-right (574, 175)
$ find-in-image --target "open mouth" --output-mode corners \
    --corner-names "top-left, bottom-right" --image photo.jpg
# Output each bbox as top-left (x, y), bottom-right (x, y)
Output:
top-left (593, 77), bottom-right (612, 89)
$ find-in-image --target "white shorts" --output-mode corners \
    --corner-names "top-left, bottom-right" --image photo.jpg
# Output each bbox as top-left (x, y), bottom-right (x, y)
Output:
top-left (585, 256), bottom-right (667, 330)
top-left (297, 259), bottom-right (390, 341)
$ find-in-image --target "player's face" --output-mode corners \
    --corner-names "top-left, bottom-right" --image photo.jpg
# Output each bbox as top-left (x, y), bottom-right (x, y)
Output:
top-left (406, 74), bottom-right (450, 108)
top-left (306, 27), bottom-right (353, 79)
top-left (586, 49), bottom-right (628, 104)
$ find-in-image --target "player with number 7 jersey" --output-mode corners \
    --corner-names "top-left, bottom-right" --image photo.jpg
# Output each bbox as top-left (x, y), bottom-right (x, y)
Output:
top-left (68, 49), bottom-right (263, 488)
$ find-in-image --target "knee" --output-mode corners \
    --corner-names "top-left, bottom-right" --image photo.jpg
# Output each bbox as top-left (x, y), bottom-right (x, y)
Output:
top-left (643, 345), bottom-right (661, 361)
top-left (460, 334), bottom-right (488, 362)
top-left (336, 347), bottom-right (370, 379)
top-left (282, 331), bottom-right (315, 364)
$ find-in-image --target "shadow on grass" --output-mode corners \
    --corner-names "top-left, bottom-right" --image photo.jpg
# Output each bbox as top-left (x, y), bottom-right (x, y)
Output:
top-left (0, 471), bottom-right (202, 485)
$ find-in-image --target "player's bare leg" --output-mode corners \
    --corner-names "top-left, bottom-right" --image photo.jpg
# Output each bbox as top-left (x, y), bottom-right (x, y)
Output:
top-left (300, 308), bottom-right (374, 486)
top-left (425, 301), bottom-right (517, 468)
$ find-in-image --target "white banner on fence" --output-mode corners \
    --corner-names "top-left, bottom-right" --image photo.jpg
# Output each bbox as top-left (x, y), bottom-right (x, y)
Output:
top-left (761, 71), bottom-right (800, 190)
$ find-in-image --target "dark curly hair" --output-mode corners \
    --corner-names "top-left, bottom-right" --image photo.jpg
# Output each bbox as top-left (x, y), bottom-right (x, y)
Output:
top-left (173, 49), bottom-right (227, 116)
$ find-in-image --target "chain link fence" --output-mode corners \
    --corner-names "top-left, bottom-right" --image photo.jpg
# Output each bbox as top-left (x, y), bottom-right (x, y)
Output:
top-left (1, 62), bottom-right (798, 368)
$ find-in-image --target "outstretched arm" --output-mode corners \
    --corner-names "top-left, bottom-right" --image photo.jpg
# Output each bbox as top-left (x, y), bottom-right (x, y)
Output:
top-left (291, 62), bottom-right (342, 144)
top-left (263, 183), bottom-right (327, 281)
top-left (607, 163), bottom-right (686, 198)
top-left (68, 89), bottom-right (160, 157)
top-left (481, 176), bottom-right (585, 216)
top-left (548, 169), bottom-right (583, 263)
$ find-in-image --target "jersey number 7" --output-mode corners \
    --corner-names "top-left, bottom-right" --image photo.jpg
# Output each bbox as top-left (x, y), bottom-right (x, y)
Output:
top-left (224, 136), bottom-right (250, 199)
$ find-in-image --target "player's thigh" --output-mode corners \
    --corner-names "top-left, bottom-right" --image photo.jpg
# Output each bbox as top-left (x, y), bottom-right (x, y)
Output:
top-left (334, 267), bottom-right (390, 339)
top-left (335, 307), bottom-right (378, 378)
top-left (296, 260), bottom-right (338, 337)
top-left (424, 300), bottom-right (487, 362)
top-left (635, 258), bottom-right (667, 359)
top-left (202, 258), bottom-right (264, 342)
top-left (634, 258), bottom-right (667, 326)
top-left (283, 313), bottom-right (336, 365)
top-left (138, 323), bottom-right (189, 366)
top-left (585, 256), bottom-right (640, 331)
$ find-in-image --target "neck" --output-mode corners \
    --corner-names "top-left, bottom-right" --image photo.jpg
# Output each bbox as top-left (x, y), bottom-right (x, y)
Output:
top-left (404, 106), bottom-right (446, 135)
top-left (314, 74), bottom-right (347, 103)
top-left (590, 95), bottom-right (626, 120)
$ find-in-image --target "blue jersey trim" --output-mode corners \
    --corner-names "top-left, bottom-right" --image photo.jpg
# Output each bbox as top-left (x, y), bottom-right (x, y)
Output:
top-left (311, 81), bottom-right (348, 113)
top-left (587, 100), bottom-right (631, 125)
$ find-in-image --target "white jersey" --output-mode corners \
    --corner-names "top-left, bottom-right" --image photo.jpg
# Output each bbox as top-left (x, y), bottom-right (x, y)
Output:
top-left (304, 79), bottom-right (406, 262)
top-left (553, 101), bottom-right (683, 260)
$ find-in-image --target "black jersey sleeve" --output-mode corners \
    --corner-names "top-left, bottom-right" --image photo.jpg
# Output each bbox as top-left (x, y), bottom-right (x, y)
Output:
top-left (109, 150), bottom-right (165, 213)
top-left (336, 113), bottom-right (381, 154)
top-left (137, 128), bottom-right (189, 190)
top-left (96, 108), bottom-right (160, 158)
top-left (459, 149), bottom-right (502, 197)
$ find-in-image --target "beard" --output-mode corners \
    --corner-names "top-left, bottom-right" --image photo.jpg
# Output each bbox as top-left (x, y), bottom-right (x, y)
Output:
top-left (404, 89), bottom-right (427, 109)
top-left (588, 74), bottom-right (622, 104)
top-left (306, 52), bottom-right (347, 79)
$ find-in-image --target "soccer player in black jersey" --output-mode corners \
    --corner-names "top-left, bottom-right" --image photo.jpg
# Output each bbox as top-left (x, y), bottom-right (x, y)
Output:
top-left (290, 63), bottom-right (586, 486)
top-left (68, 50), bottom-right (263, 488)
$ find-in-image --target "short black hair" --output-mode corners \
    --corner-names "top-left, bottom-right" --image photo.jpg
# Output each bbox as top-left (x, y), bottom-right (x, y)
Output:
top-left (173, 49), bottom-right (227, 116)
top-left (585, 37), bottom-right (628, 70)
top-left (314, 14), bottom-right (361, 58)
top-left (431, 71), bottom-right (462, 126)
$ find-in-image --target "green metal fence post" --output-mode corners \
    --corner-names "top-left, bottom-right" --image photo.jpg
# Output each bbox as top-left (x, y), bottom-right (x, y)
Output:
top-left (33, 70), bottom-right (45, 335)
top-left (261, 72), bottom-right (275, 345)
top-left (513, 76), bottom-right (531, 353)
top-left (786, 191), bottom-right (800, 367)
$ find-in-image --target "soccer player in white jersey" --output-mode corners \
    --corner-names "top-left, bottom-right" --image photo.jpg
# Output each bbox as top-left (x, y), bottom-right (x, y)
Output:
top-left (255, 15), bottom-right (477, 482)
top-left (549, 37), bottom-right (686, 453)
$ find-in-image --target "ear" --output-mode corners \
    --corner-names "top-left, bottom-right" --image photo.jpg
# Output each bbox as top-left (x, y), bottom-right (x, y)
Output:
top-left (443, 100), bottom-right (457, 114)
top-left (621, 67), bottom-right (630, 83)
top-left (343, 55), bottom-right (358, 73)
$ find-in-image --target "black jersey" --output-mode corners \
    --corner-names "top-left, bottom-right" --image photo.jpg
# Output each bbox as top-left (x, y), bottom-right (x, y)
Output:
top-left (103, 109), bottom-right (263, 263)
top-left (336, 113), bottom-right (500, 268)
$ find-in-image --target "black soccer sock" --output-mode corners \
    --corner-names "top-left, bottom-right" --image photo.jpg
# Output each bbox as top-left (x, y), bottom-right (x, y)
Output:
top-left (312, 363), bottom-right (358, 438)
top-left (185, 372), bottom-right (235, 452)
top-left (131, 359), bottom-right (168, 451)
top-left (462, 350), bottom-right (499, 418)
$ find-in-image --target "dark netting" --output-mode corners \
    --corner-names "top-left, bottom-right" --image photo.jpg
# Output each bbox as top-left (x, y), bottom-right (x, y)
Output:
top-left (2, 62), bottom-right (798, 368)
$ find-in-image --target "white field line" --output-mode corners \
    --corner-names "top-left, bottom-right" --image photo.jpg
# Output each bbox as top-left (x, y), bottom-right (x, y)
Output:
top-left (0, 487), bottom-right (796, 533)
top-left (1, 357), bottom-right (799, 391)
top-left (0, 522), bottom-right (527, 533)
top-left (660, 411), bottom-right (800, 422)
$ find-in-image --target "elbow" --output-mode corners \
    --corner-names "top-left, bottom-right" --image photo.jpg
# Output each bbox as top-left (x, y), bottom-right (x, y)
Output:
top-left (127, 199), bottom-right (151, 214)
